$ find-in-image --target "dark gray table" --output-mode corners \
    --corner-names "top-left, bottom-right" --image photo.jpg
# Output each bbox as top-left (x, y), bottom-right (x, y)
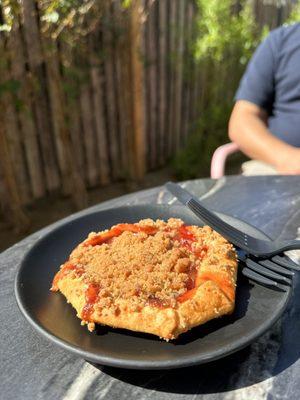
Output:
top-left (2, 176), bottom-right (300, 400)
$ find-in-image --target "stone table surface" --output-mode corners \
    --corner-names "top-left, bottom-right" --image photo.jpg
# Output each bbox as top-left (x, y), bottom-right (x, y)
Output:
top-left (2, 175), bottom-right (300, 400)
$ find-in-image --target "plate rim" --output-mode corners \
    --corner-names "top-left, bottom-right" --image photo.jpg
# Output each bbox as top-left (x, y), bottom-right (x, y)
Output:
top-left (14, 204), bottom-right (292, 369)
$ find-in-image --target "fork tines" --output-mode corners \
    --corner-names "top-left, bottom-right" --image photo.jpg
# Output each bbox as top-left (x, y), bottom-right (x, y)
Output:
top-left (240, 255), bottom-right (296, 291)
top-left (271, 255), bottom-right (300, 271)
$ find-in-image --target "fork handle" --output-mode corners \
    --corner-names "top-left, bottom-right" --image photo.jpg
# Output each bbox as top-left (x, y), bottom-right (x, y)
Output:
top-left (280, 240), bottom-right (300, 253)
top-left (249, 239), bottom-right (300, 257)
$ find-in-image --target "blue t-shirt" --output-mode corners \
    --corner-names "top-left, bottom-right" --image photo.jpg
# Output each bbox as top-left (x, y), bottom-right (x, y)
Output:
top-left (235, 23), bottom-right (300, 147)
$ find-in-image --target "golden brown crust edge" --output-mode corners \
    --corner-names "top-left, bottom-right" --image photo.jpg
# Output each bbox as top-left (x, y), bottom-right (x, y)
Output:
top-left (55, 246), bottom-right (237, 340)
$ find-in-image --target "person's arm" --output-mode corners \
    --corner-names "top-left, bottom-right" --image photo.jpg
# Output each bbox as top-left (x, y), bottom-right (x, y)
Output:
top-left (229, 100), bottom-right (300, 174)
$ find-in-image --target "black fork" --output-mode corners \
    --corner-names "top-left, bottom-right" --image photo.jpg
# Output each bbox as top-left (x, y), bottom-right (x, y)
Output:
top-left (165, 182), bottom-right (300, 257)
top-left (188, 198), bottom-right (300, 257)
top-left (165, 182), bottom-right (300, 290)
top-left (237, 249), bottom-right (298, 291)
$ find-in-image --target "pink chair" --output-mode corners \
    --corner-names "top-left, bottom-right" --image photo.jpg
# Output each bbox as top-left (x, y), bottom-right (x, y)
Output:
top-left (210, 142), bottom-right (240, 179)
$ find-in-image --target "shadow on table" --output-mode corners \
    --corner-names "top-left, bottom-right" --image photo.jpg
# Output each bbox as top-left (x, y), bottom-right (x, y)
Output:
top-left (90, 348), bottom-right (253, 395)
top-left (88, 275), bottom-right (255, 395)
top-left (91, 337), bottom-right (300, 396)
top-left (91, 274), bottom-right (300, 395)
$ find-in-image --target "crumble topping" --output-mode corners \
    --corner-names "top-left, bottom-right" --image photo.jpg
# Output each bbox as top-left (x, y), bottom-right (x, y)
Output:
top-left (52, 218), bottom-right (236, 322)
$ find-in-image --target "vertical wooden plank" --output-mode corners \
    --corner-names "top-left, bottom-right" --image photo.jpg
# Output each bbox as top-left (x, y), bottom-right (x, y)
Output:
top-left (8, 18), bottom-right (45, 200)
top-left (119, 0), bottom-right (146, 181)
top-left (80, 82), bottom-right (99, 187)
top-left (192, 62), bottom-right (203, 124)
top-left (1, 90), bottom-right (30, 204)
top-left (252, 0), bottom-right (260, 27)
top-left (113, 2), bottom-right (129, 176)
top-left (0, 172), bottom-right (8, 219)
top-left (182, 0), bottom-right (195, 143)
top-left (190, 2), bottom-right (205, 123)
top-left (193, 2), bottom-right (210, 125)
top-left (0, 38), bottom-right (31, 204)
top-left (127, 0), bottom-right (146, 180)
top-left (102, 7), bottom-right (121, 179)
top-left (147, 0), bottom-right (158, 168)
top-left (158, 0), bottom-right (167, 164)
top-left (281, 1), bottom-right (292, 23)
top-left (44, 40), bottom-right (71, 195)
top-left (59, 40), bottom-right (86, 182)
top-left (180, 0), bottom-right (189, 144)
top-left (167, 0), bottom-right (176, 157)
top-left (91, 67), bottom-right (110, 185)
top-left (164, 0), bottom-right (170, 158)
top-left (173, 0), bottom-right (185, 152)
top-left (0, 109), bottom-right (30, 230)
top-left (1, 3), bottom-right (39, 204)
top-left (140, 0), bottom-right (148, 173)
top-left (22, 0), bottom-right (60, 192)
top-left (45, 40), bottom-right (87, 207)
top-left (189, 1), bottom-right (197, 126)
top-left (143, 0), bottom-right (152, 170)
top-left (89, 34), bottom-right (110, 185)
top-left (189, 1), bottom-right (198, 127)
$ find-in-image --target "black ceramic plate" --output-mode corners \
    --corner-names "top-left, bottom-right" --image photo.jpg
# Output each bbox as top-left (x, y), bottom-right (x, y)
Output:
top-left (15, 205), bottom-right (291, 369)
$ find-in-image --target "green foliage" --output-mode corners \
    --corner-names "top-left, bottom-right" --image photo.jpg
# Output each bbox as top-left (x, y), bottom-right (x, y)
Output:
top-left (173, 0), bottom-right (300, 180)
top-left (172, 102), bottom-right (233, 179)
top-left (39, 0), bottom-right (107, 40)
top-left (172, 0), bottom-right (264, 179)
top-left (0, 0), bottom-right (18, 32)
top-left (0, 78), bottom-right (24, 111)
top-left (122, 0), bottom-right (133, 9)
top-left (0, 78), bottom-right (20, 96)
top-left (286, 2), bottom-right (300, 23)
top-left (0, 1), bottom-right (109, 40)
top-left (194, 0), bottom-right (259, 64)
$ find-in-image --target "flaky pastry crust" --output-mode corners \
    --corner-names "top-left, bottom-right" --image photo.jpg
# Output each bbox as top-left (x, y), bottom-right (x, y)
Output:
top-left (51, 218), bottom-right (237, 340)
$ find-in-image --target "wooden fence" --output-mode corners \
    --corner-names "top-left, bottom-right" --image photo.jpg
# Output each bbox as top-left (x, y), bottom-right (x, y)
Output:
top-left (0, 0), bottom-right (297, 228)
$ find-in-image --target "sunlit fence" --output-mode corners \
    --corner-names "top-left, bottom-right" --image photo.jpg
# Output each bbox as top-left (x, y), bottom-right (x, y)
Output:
top-left (0, 0), bottom-right (296, 227)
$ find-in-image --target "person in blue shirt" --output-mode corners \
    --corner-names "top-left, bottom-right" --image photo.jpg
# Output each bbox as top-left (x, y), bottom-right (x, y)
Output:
top-left (229, 23), bottom-right (300, 174)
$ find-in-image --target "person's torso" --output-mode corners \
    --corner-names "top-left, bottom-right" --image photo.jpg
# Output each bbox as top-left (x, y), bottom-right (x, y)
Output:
top-left (269, 24), bottom-right (300, 147)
